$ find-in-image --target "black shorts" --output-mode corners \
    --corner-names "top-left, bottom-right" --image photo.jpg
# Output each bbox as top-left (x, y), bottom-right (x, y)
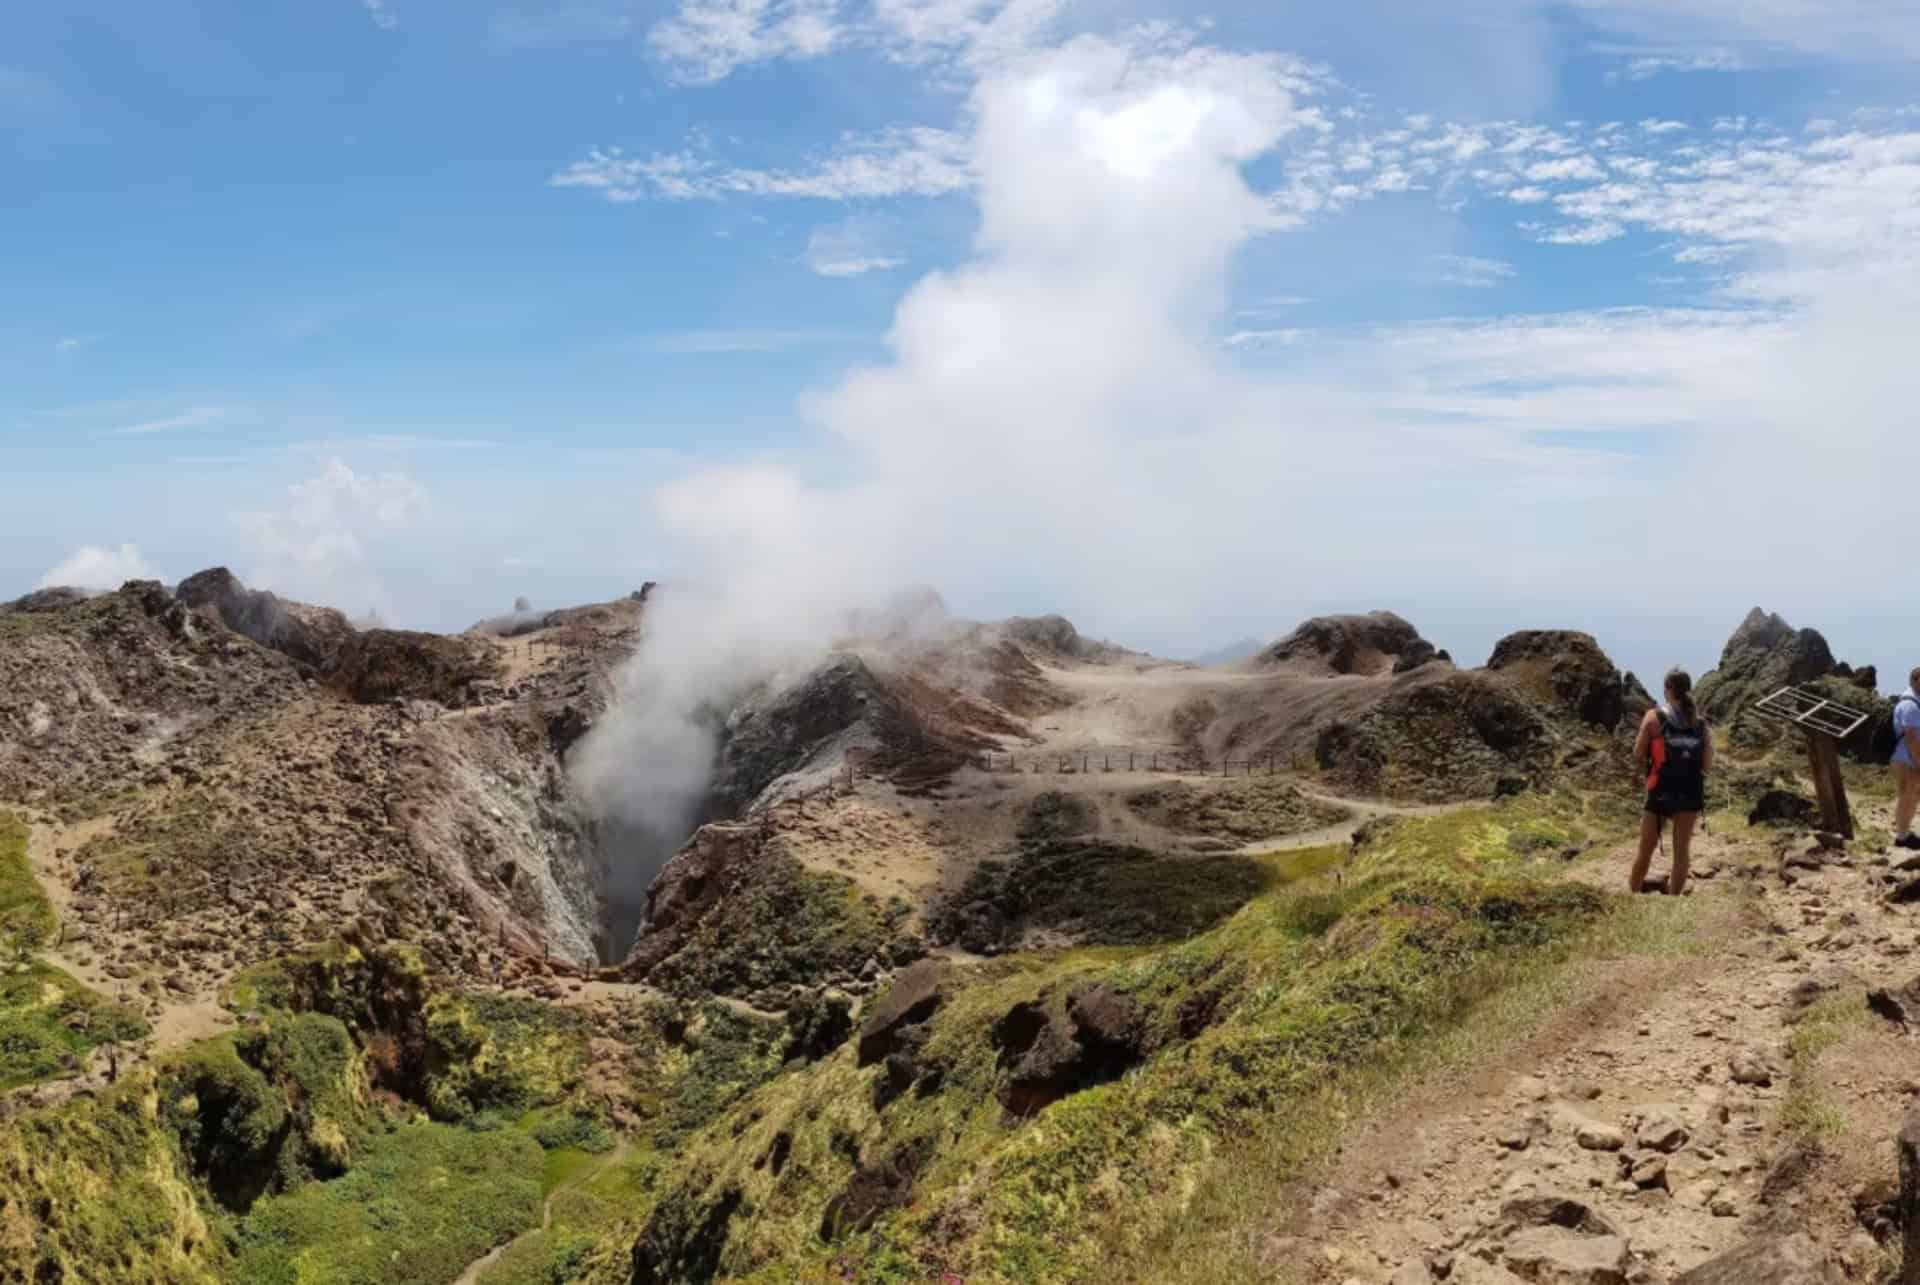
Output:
top-left (1645, 788), bottom-right (1703, 818)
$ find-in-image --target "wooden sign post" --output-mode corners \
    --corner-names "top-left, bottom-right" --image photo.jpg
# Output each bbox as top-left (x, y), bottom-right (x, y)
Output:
top-left (1752, 686), bottom-right (1873, 840)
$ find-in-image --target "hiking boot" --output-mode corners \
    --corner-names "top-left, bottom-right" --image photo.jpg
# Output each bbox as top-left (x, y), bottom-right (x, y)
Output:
top-left (1897, 832), bottom-right (1920, 851)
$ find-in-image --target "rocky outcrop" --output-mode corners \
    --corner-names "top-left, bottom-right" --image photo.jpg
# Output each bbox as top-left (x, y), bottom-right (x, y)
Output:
top-left (621, 823), bottom-right (769, 979)
top-left (1002, 614), bottom-right (1102, 659)
top-left (1696, 608), bottom-right (1892, 759)
top-left (992, 983), bottom-right (1151, 1117)
top-left (1316, 671), bottom-right (1555, 802)
top-left (1259, 611), bottom-right (1433, 677)
top-left (176, 567), bottom-right (355, 672)
top-left (856, 960), bottom-right (952, 1066)
top-left (1486, 631), bottom-right (1627, 730)
top-left (4, 586), bottom-right (91, 613)
top-left (327, 629), bottom-right (501, 707)
top-left (818, 1137), bottom-right (934, 1242)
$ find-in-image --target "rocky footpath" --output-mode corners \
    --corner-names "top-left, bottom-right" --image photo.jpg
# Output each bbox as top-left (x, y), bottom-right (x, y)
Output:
top-left (1286, 800), bottom-right (1920, 1283)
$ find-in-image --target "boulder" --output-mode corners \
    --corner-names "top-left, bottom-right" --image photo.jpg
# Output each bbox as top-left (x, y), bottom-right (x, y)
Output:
top-left (1868, 976), bottom-right (1920, 1027)
top-left (328, 628), bottom-right (501, 706)
top-left (1635, 1111), bottom-right (1688, 1153)
top-left (1574, 1119), bottom-right (1626, 1151)
top-left (856, 960), bottom-right (953, 1067)
top-left (1500, 1227), bottom-right (1630, 1285)
top-left (1485, 630), bottom-right (1628, 729)
top-left (819, 1137), bottom-right (933, 1241)
top-left (1750, 790), bottom-right (1818, 829)
top-left (991, 983), bottom-right (1150, 1117)
top-left (1672, 1233), bottom-right (1840, 1284)
top-left (1730, 1051), bottom-right (1774, 1086)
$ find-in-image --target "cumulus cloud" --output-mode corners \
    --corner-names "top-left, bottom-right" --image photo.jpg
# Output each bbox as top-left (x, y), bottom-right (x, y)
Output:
top-left (233, 460), bottom-right (426, 607)
top-left (1434, 254), bottom-right (1517, 287)
top-left (36, 544), bottom-right (157, 591)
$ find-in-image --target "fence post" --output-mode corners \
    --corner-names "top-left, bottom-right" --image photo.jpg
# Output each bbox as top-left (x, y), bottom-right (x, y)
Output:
top-left (1129, 753), bottom-right (1135, 772)
top-left (1104, 754), bottom-right (1110, 772)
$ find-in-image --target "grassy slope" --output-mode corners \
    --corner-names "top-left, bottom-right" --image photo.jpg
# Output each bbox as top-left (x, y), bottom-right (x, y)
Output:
top-left (559, 791), bottom-right (1692, 1285)
top-left (0, 810), bottom-right (148, 1092)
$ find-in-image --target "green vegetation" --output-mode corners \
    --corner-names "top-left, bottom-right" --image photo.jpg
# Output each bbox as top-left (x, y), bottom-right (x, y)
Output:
top-left (0, 811), bottom-right (56, 949)
top-left (1123, 776), bottom-right (1348, 842)
top-left (647, 856), bottom-right (906, 1002)
top-left (930, 838), bottom-right (1274, 954)
top-left (1780, 993), bottom-right (1868, 1144)
top-left (579, 793), bottom-right (1685, 1285)
top-left (231, 1121), bottom-right (541, 1284)
top-left (0, 810), bottom-right (148, 1091)
top-left (426, 993), bottom-right (593, 1122)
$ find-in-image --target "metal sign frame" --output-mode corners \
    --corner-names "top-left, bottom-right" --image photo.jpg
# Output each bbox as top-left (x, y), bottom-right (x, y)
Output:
top-left (1749, 684), bottom-right (1870, 838)
top-left (1751, 686), bottom-right (1872, 741)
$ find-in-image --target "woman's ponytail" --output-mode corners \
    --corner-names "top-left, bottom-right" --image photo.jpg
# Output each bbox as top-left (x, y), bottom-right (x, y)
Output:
top-left (1665, 667), bottom-right (1697, 725)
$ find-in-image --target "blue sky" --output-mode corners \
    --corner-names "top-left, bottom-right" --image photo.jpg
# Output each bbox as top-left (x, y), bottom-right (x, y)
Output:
top-left (6, 0), bottom-right (1919, 685)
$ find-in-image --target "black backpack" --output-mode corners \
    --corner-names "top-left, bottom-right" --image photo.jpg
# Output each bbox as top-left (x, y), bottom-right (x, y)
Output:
top-left (1656, 710), bottom-right (1706, 794)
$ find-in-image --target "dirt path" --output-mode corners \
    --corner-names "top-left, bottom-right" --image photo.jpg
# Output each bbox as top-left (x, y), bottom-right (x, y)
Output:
top-left (19, 810), bottom-right (235, 1057)
top-left (453, 1139), bottom-right (634, 1285)
top-left (1277, 800), bottom-right (1918, 1283)
top-left (1240, 790), bottom-right (1472, 856)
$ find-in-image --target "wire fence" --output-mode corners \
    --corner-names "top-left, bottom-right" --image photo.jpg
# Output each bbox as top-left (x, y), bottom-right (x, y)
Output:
top-left (966, 749), bottom-right (1297, 777)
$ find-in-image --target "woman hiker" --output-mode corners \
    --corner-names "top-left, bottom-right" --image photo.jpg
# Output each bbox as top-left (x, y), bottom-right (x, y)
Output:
top-left (1630, 668), bottom-right (1712, 895)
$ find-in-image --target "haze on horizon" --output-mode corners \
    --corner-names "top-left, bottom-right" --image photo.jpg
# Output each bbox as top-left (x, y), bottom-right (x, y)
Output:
top-left (5, 0), bottom-right (1917, 693)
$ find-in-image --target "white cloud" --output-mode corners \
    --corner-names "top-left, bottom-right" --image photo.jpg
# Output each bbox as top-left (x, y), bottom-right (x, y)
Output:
top-left (103, 406), bottom-right (232, 436)
top-left (54, 334), bottom-right (102, 354)
top-left (1565, 0), bottom-right (1920, 62)
top-left (37, 544), bottom-right (157, 591)
top-left (552, 127), bottom-right (971, 201)
top-left (1617, 47), bottom-right (1745, 79)
top-left (1524, 155), bottom-right (1605, 181)
top-left (361, 0), bottom-right (398, 30)
top-left (234, 460), bottom-right (426, 605)
top-left (1640, 118), bottom-right (1689, 134)
top-left (806, 217), bottom-right (908, 276)
top-left (1434, 254), bottom-right (1518, 287)
top-left (649, 0), bottom-right (842, 82)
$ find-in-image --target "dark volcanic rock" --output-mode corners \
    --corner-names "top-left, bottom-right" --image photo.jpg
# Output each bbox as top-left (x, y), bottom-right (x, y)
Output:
top-left (1486, 630), bottom-right (1627, 729)
top-left (1317, 670), bottom-right (1554, 803)
top-left (631, 1186), bottom-right (742, 1285)
top-left (176, 566), bottom-right (354, 671)
top-left (856, 960), bottom-right (952, 1067)
top-left (621, 823), bottom-right (768, 978)
top-left (819, 1137), bottom-right (934, 1242)
top-left (1696, 607), bottom-right (1891, 759)
top-left (1259, 611), bottom-right (1431, 676)
top-left (1750, 789), bottom-right (1818, 828)
top-left (327, 628), bottom-right (500, 706)
top-left (1003, 614), bottom-right (1100, 659)
top-left (992, 983), bottom-right (1151, 1117)
top-left (5, 586), bottom-right (91, 613)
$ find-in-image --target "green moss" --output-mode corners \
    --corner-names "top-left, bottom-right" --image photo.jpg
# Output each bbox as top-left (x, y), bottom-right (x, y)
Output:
top-left (0, 811), bottom-right (149, 1091)
top-left (659, 1002), bottom-right (789, 1147)
top-left (0, 1077), bottom-right (230, 1283)
top-left (648, 856), bottom-right (903, 1002)
top-left (424, 993), bottom-right (593, 1122)
top-left (231, 1120), bottom-right (542, 1284)
top-left (0, 811), bottom-right (55, 951)
top-left (615, 798), bottom-right (1621, 1284)
top-left (1123, 777), bottom-right (1349, 842)
top-left (0, 959), bottom-right (148, 1091)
